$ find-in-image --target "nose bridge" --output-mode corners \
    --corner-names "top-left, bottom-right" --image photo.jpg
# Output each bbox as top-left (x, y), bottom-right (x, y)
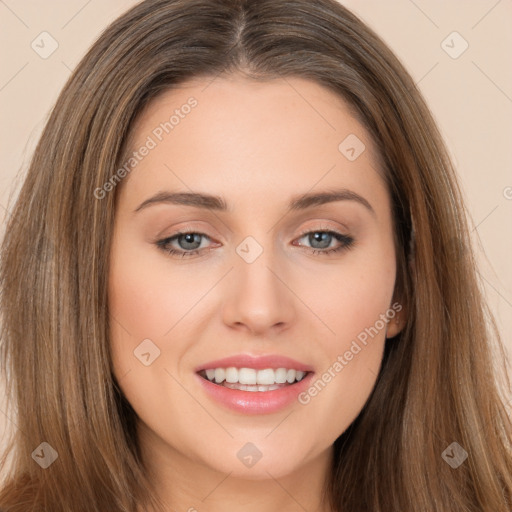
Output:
top-left (237, 238), bottom-right (280, 295)
top-left (222, 233), bottom-right (294, 333)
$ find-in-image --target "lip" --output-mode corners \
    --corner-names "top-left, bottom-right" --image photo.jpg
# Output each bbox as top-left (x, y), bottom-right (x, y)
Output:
top-left (195, 370), bottom-right (315, 415)
top-left (194, 354), bottom-right (314, 372)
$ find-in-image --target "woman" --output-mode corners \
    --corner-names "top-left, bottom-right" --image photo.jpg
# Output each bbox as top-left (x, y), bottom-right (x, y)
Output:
top-left (1, 0), bottom-right (511, 510)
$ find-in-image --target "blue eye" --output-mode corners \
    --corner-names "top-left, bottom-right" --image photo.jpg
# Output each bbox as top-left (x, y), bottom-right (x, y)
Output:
top-left (156, 229), bottom-right (355, 258)
top-left (295, 230), bottom-right (355, 255)
top-left (156, 231), bottom-right (211, 258)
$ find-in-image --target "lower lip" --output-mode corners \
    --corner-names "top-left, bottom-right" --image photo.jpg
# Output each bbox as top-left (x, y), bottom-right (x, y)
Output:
top-left (195, 372), bottom-right (315, 414)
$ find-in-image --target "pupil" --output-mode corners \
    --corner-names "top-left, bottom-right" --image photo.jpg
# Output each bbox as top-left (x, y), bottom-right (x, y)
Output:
top-left (311, 232), bottom-right (331, 249)
top-left (181, 233), bottom-right (201, 249)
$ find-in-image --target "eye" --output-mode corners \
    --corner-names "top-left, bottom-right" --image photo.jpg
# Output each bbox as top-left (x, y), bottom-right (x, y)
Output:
top-left (156, 231), bottom-right (214, 258)
top-left (293, 229), bottom-right (355, 256)
top-left (155, 228), bottom-right (355, 258)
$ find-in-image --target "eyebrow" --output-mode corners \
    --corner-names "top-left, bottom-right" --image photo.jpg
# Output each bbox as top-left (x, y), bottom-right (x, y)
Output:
top-left (133, 188), bottom-right (376, 216)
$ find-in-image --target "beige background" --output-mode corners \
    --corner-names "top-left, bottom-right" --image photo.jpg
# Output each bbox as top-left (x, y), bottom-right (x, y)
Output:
top-left (1, 1), bottom-right (511, 453)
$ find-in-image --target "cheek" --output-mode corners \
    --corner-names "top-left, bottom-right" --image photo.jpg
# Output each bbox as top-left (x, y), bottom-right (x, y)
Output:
top-left (107, 245), bottom-right (200, 431)
top-left (294, 254), bottom-right (396, 441)
top-left (108, 239), bottom-right (205, 339)
top-left (296, 251), bottom-right (396, 345)
top-left (300, 267), bottom-right (391, 393)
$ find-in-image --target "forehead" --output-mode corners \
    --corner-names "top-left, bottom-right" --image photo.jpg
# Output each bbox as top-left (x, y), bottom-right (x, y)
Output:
top-left (117, 75), bottom-right (387, 215)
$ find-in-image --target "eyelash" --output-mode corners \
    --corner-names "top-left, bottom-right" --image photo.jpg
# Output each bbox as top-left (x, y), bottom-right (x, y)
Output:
top-left (155, 228), bottom-right (355, 258)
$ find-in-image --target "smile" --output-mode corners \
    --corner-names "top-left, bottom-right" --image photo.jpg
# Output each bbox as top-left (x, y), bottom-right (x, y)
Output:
top-left (198, 367), bottom-right (309, 392)
top-left (195, 367), bottom-right (315, 414)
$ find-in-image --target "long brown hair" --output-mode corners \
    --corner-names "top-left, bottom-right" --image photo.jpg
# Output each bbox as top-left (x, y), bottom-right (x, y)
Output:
top-left (1, 0), bottom-right (511, 510)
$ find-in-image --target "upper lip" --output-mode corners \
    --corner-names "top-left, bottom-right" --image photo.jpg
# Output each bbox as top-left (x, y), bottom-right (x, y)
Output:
top-left (195, 354), bottom-right (314, 373)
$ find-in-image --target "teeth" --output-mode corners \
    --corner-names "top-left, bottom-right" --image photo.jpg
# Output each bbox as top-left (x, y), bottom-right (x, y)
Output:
top-left (214, 368), bottom-right (225, 383)
top-left (257, 368), bottom-right (275, 385)
top-left (223, 382), bottom-right (282, 392)
top-left (286, 369), bottom-right (296, 383)
top-left (275, 368), bottom-right (287, 383)
top-left (225, 367), bottom-right (238, 383)
top-left (201, 367), bottom-right (308, 386)
top-left (239, 368), bottom-right (257, 385)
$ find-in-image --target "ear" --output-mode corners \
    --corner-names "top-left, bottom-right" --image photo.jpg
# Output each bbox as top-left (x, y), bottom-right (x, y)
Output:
top-left (385, 301), bottom-right (407, 339)
top-left (386, 250), bottom-right (414, 339)
top-left (387, 223), bottom-right (415, 339)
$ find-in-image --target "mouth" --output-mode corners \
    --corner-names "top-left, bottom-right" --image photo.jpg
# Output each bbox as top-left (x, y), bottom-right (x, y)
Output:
top-left (195, 363), bottom-right (315, 414)
top-left (197, 367), bottom-right (311, 392)
top-left (194, 354), bottom-right (315, 413)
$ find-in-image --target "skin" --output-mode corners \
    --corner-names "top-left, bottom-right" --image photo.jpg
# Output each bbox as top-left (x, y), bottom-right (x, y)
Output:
top-left (108, 74), bottom-right (405, 512)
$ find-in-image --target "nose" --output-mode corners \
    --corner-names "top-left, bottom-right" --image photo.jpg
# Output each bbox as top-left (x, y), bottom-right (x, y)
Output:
top-left (221, 247), bottom-right (295, 336)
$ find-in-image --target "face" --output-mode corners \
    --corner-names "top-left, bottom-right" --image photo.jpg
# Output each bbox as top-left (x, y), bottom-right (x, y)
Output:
top-left (108, 74), bottom-right (404, 484)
